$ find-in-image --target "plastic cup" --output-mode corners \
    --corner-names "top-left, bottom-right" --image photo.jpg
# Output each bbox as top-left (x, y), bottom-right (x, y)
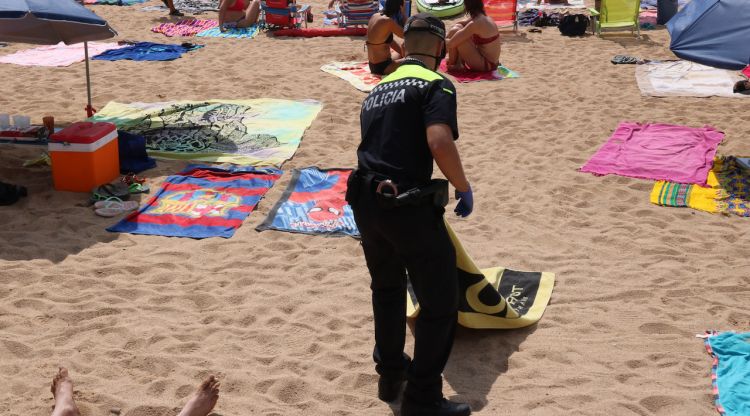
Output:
top-left (0, 114), bottom-right (9, 128)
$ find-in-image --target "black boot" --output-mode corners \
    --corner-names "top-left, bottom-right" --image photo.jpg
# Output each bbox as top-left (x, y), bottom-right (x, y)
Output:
top-left (378, 375), bottom-right (405, 402)
top-left (400, 398), bottom-right (471, 416)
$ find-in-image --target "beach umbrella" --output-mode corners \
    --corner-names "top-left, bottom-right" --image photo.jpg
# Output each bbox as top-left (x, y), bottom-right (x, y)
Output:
top-left (0, 0), bottom-right (118, 116)
top-left (667, 0), bottom-right (750, 70)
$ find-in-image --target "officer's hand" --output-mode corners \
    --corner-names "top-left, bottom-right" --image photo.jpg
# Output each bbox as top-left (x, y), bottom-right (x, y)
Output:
top-left (454, 185), bottom-right (473, 218)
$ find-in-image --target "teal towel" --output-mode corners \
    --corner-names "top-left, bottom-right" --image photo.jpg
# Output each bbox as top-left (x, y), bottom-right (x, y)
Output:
top-left (705, 332), bottom-right (750, 416)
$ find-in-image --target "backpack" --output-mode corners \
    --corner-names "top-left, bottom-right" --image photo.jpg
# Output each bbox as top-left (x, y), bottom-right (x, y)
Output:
top-left (558, 14), bottom-right (589, 36)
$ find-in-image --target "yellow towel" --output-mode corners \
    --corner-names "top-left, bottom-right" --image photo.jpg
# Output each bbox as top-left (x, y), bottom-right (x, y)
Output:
top-left (406, 220), bottom-right (556, 329)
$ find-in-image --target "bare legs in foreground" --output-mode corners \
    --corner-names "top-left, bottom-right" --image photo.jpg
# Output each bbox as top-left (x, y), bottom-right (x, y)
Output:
top-left (50, 367), bottom-right (220, 416)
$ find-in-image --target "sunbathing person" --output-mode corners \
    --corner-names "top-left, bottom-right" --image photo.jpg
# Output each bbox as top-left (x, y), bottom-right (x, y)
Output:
top-left (446, 0), bottom-right (501, 72)
top-left (219, 0), bottom-right (262, 31)
top-left (50, 367), bottom-right (220, 416)
top-left (365, 0), bottom-right (406, 76)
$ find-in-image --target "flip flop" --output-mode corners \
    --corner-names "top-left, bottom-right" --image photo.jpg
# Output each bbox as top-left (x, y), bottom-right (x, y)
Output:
top-left (93, 198), bottom-right (139, 211)
top-left (91, 182), bottom-right (130, 203)
top-left (128, 182), bottom-right (151, 194)
top-left (94, 200), bottom-right (139, 217)
top-left (611, 55), bottom-right (638, 64)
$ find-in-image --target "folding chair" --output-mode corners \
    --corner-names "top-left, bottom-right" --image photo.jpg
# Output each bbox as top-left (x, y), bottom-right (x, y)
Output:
top-left (589, 0), bottom-right (640, 37)
top-left (339, 0), bottom-right (379, 27)
top-left (261, 0), bottom-right (311, 29)
top-left (485, 0), bottom-right (518, 32)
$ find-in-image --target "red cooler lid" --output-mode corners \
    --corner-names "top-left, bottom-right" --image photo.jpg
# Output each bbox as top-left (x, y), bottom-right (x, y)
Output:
top-left (50, 122), bottom-right (117, 144)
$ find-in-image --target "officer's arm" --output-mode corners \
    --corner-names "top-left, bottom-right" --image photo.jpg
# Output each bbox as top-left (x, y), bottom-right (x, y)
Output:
top-left (427, 123), bottom-right (470, 193)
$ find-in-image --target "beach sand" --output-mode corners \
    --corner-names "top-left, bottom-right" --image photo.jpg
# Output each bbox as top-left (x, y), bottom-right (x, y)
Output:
top-left (1, 1), bottom-right (749, 415)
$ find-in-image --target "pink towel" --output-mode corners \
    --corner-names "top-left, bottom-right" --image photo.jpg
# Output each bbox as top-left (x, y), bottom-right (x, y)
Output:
top-left (439, 61), bottom-right (499, 83)
top-left (742, 65), bottom-right (750, 79)
top-left (151, 19), bottom-right (218, 37)
top-left (0, 42), bottom-right (124, 67)
top-left (580, 122), bottom-right (724, 186)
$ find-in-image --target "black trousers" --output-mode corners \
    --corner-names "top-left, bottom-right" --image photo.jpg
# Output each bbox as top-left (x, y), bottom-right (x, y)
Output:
top-left (350, 182), bottom-right (459, 404)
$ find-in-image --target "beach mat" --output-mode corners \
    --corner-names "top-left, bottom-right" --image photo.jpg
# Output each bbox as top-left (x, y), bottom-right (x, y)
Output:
top-left (651, 156), bottom-right (750, 217)
top-left (439, 61), bottom-right (519, 83)
top-left (0, 42), bottom-right (124, 67)
top-left (257, 167), bottom-right (358, 237)
top-left (92, 42), bottom-right (202, 61)
top-left (517, 0), bottom-right (584, 9)
top-left (108, 164), bottom-right (281, 238)
top-left (321, 61), bottom-right (382, 92)
top-left (580, 122), bottom-right (724, 186)
top-left (272, 27), bottom-right (367, 37)
top-left (407, 220), bottom-right (555, 329)
top-left (196, 25), bottom-right (259, 39)
top-left (89, 99), bottom-right (322, 166)
top-left (703, 331), bottom-right (750, 416)
top-left (152, 19), bottom-right (218, 37)
top-left (636, 61), bottom-right (749, 98)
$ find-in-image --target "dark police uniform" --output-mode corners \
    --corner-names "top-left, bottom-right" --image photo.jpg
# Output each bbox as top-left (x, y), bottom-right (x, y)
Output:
top-left (347, 59), bottom-right (460, 405)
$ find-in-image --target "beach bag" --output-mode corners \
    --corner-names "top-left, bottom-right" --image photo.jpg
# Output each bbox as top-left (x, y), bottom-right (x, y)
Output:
top-left (558, 14), bottom-right (589, 36)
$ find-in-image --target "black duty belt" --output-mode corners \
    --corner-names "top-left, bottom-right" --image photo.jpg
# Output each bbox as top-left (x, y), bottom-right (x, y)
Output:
top-left (348, 169), bottom-right (448, 209)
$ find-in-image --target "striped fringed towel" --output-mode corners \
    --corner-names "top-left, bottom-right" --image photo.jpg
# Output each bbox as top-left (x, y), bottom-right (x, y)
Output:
top-left (650, 156), bottom-right (750, 216)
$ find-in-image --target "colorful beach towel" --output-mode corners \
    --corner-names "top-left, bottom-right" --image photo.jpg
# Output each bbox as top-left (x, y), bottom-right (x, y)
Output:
top-left (257, 167), bottom-right (358, 237)
top-left (580, 122), bottom-right (724, 186)
top-left (703, 331), bottom-right (750, 416)
top-left (517, 0), bottom-right (585, 9)
top-left (0, 42), bottom-right (124, 67)
top-left (196, 25), bottom-right (259, 39)
top-left (108, 164), bottom-right (281, 238)
top-left (152, 19), bottom-right (218, 37)
top-left (92, 42), bottom-right (203, 61)
top-left (89, 99), bottom-right (322, 166)
top-left (321, 61), bottom-right (382, 92)
top-left (407, 220), bottom-right (555, 329)
top-left (438, 61), bottom-right (519, 83)
top-left (636, 61), bottom-right (748, 99)
top-left (651, 156), bottom-right (750, 217)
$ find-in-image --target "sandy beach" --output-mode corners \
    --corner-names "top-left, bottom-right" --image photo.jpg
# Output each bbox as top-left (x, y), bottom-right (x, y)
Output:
top-left (1, 1), bottom-right (749, 415)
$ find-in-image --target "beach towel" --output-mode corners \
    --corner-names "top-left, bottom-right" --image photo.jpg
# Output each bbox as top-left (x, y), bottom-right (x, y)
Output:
top-left (651, 156), bottom-right (750, 217)
top-left (580, 122), bottom-right (724, 186)
top-left (257, 167), bottom-right (358, 237)
top-left (140, 5), bottom-right (168, 11)
top-left (408, 220), bottom-right (555, 329)
top-left (174, 0), bottom-right (220, 13)
top-left (0, 42), bottom-right (124, 67)
top-left (438, 61), bottom-right (519, 83)
top-left (321, 61), bottom-right (381, 92)
top-left (108, 164), bottom-right (281, 238)
top-left (517, 0), bottom-right (584, 9)
top-left (271, 27), bottom-right (368, 37)
top-left (88, 0), bottom-right (147, 4)
top-left (636, 61), bottom-right (749, 99)
top-left (196, 25), bottom-right (259, 39)
top-left (89, 99), bottom-right (322, 166)
top-left (703, 331), bottom-right (750, 416)
top-left (152, 19), bottom-right (218, 37)
top-left (92, 42), bottom-right (203, 61)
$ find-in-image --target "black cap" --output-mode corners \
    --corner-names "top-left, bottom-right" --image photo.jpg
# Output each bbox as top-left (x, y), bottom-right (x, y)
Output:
top-left (403, 12), bottom-right (446, 40)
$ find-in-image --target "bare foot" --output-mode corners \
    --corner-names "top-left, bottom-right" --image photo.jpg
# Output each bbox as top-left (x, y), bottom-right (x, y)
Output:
top-left (177, 376), bottom-right (220, 416)
top-left (51, 367), bottom-right (80, 416)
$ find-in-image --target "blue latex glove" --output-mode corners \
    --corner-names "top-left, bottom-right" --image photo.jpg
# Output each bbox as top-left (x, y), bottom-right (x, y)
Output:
top-left (454, 185), bottom-right (473, 218)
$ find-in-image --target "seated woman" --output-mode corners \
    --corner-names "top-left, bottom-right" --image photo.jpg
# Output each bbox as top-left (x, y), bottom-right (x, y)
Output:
top-left (446, 0), bottom-right (501, 72)
top-left (219, 0), bottom-right (262, 31)
top-left (365, 0), bottom-right (406, 76)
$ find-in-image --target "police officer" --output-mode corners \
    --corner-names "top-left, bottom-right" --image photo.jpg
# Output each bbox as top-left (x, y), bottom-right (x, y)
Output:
top-left (346, 12), bottom-right (473, 416)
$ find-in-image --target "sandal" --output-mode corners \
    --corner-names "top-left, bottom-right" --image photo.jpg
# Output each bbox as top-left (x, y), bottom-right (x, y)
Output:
top-left (611, 55), bottom-right (638, 65)
top-left (94, 199), bottom-right (139, 217)
top-left (128, 182), bottom-right (151, 194)
top-left (91, 182), bottom-right (130, 203)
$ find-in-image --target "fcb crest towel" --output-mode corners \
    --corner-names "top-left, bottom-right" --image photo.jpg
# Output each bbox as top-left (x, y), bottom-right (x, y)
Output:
top-left (108, 164), bottom-right (281, 238)
top-left (407, 221), bottom-right (555, 329)
top-left (257, 167), bottom-right (358, 237)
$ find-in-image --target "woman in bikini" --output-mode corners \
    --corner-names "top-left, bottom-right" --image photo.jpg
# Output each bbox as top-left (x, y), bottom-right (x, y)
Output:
top-left (365, 0), bottom-right (406, 76)
top-left (446, 0), bottom-right (501, 72)
top-left (219, 0), bottom-right (262, 31)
